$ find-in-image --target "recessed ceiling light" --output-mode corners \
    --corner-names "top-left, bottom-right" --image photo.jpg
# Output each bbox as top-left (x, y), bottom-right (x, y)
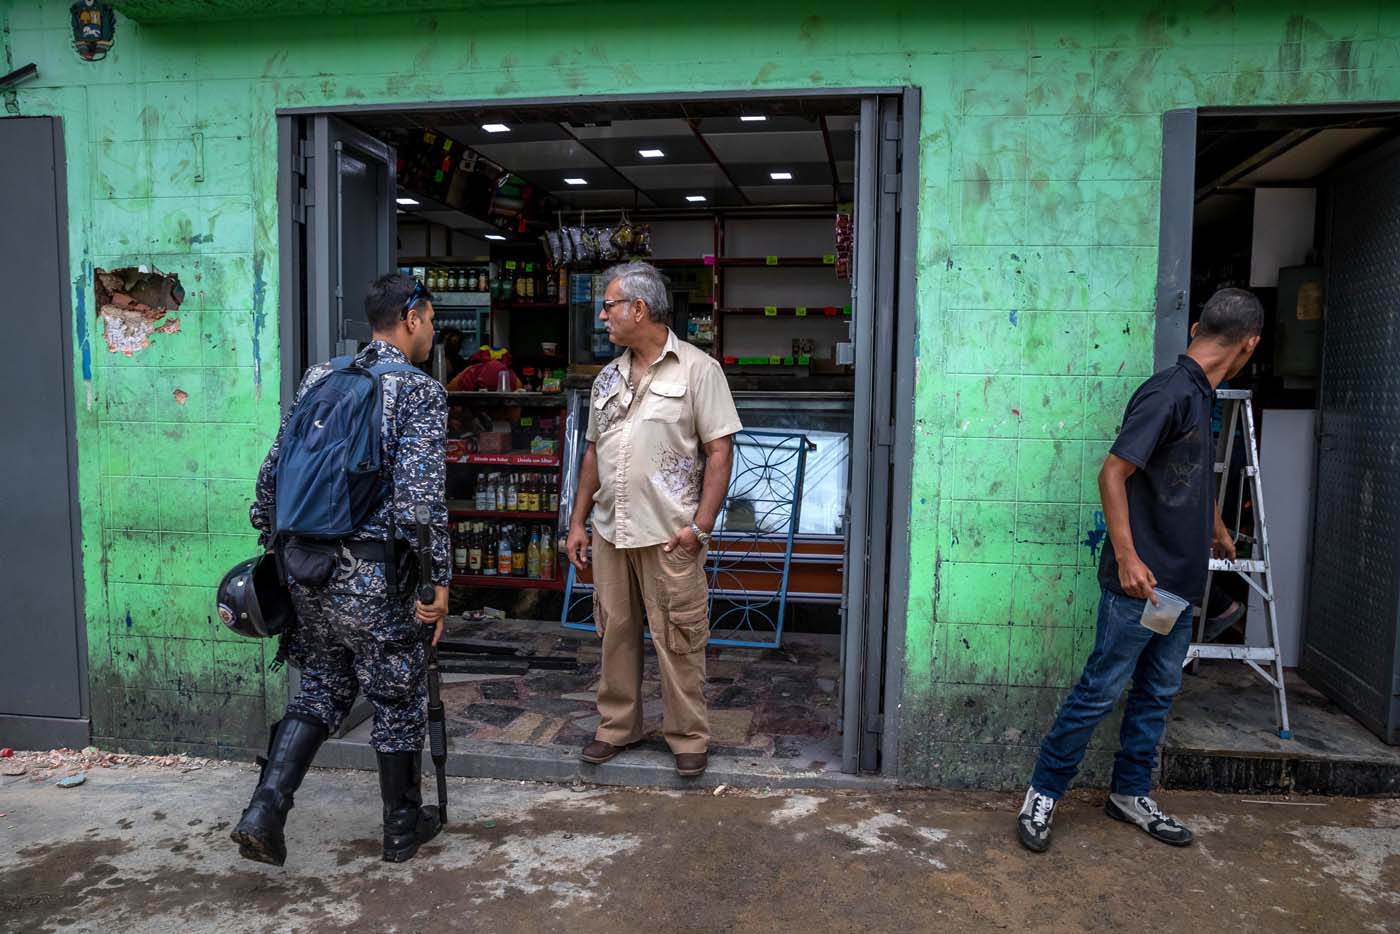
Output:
top-left (770, 171), bottom-right (793, 181)
top-left (484, 234), bottom-right (506, 241)
top-left (638, 149), bottom-right (665, 158)
top-left (740, 115), bottom-right (767, 122)
top-left (564, 177), bottom-right (588, 185)
top-left (396, 197), bottom-right (419, 206)
top-left (685, 195), bottom-right (707, 202)
top-left (481, 124), bottom-right (510, 133)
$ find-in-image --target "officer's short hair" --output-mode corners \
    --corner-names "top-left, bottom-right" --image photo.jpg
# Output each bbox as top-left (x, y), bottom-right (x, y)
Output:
top-left (366, 273), bottom-right (432, 333)
top-left (1197, 288), bottom-right (1264, 343)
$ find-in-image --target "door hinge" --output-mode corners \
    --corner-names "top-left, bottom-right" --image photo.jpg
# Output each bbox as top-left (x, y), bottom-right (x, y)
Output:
top-left (865, 714), bottom-right (884, 735)
top-left (884, 119), bottom-right (901, 141)
top-left (883, 173), bottom-right (901, 195)
top-left (876, 420), bottom-right (894, 447)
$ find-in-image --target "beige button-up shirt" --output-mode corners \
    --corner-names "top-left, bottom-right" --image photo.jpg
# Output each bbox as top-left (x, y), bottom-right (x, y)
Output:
top-left (585, 330), bottom-right (742, 549)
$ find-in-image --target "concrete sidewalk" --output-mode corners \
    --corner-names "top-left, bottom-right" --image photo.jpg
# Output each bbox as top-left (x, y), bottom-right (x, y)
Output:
top-left (2, 758), bottom-right (1397, 933)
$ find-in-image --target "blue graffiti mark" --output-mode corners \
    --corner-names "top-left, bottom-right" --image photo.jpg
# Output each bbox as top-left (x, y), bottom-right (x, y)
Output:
top-left (251, 251), bottom-right (266, 392)
top-left (74, 258), bottom-right (92, 381)
top-left (124, 610), bottom-right (134, 630)
top-left (188, 233), bottom-right (214, 245)
top-left (1082, 510), bottom-right (1107, 558)
top-left (1008, 309), bottom-right (1019, 327)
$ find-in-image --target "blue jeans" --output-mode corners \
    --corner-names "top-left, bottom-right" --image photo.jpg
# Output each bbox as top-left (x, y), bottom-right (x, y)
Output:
top-left (1031, 589), bottom-right (1194, 799)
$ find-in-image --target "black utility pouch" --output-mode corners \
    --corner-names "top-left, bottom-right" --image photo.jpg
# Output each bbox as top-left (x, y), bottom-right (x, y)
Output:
top-left (282, 539), bottom-right (338, 587)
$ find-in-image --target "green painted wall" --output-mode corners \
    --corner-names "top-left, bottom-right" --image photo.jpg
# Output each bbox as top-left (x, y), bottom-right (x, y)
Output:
top-left (4, 0), bottom-right (1397, 781)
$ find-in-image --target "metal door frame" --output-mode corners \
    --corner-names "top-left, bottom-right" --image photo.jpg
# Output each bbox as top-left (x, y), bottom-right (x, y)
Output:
top-left (276, 87), bottom-right (919, 776)
top-left (0, 116), bottom-right (90, 749)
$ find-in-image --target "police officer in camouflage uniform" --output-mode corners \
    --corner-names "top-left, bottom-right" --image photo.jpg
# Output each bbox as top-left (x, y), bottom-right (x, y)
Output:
top-left (232, 273), bottom-right (451, 866)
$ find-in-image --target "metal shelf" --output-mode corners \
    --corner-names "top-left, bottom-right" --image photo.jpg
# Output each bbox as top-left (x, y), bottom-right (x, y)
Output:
top-left (451, 573), bottom-right (564, 591)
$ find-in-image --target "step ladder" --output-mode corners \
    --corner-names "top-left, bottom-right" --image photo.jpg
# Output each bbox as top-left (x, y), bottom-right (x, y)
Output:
top-left (1184, 389), bottom-right (1292, 739)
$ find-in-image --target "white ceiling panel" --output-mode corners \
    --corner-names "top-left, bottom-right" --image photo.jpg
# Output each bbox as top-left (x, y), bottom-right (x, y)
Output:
top-left (740, 185), bottom-right (835, 205)
top-left (705, 131), bottom-right (828, 164)
top-left (617, 163), bottom-right (731, 188)
top-left (567, 119), bottom-right (695, 139)
top-left (472, 140), bottom-right (606, 170)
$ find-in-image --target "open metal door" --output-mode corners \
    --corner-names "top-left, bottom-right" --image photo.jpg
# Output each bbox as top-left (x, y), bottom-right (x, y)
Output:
top-left (0, 117), bottom-right (89, 749)
top-left (302, 116), bottom-right (397, 361)
top-left (840, 92), bottom-right (914, 773)
top-left (1302, 137), bottom-right (1400, 745)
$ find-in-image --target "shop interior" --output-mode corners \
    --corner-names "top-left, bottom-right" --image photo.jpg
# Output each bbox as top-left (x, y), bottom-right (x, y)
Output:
top-left (330, 97), bottom-right (868, 769)
top-left (1169, 108), bottom-right (1400, 759)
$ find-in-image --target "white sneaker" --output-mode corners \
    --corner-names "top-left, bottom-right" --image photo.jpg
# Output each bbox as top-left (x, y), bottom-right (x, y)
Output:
top-left (1016, 787), bottom-right (1056, 852)
top-left (1106, 793), bottom-right (1193, 846)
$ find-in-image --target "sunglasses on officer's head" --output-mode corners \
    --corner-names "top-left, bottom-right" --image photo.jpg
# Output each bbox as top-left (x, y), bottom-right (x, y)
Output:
top-left (402, 279), bottom-right (427, 319)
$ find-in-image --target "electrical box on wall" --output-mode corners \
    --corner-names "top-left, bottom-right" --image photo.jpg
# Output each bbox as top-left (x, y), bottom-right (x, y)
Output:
top-left (1275, 264), bottom-right (1324, 380)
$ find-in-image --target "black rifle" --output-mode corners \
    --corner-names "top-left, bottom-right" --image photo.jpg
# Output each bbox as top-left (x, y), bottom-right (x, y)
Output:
top-left (414, 504), bottom-right (448, 825)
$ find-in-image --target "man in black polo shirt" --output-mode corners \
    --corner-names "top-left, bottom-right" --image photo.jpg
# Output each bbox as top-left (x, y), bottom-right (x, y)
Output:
top-left (1016, 288), bottom-right (1264, 853)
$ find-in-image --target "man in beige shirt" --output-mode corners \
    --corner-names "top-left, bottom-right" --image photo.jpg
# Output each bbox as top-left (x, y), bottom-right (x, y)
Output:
top-left (565, 261), bottom-right (742, 777)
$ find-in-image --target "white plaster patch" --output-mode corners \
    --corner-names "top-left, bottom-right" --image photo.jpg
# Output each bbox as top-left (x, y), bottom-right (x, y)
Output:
top-left (768, 794), bottom-right (825, 826)
top-left (468, 831), bottom-right (643, 909)
top-left (828, 811), bottom-right (950, 869)
top-left (1287, 825), bottom-right (1400, 906)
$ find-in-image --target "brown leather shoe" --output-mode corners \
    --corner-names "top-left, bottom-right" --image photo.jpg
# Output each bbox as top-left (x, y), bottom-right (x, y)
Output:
top-left (674, 752), bottom-right (708, 777)
top-left (580, 740), bottom-right (632, 765)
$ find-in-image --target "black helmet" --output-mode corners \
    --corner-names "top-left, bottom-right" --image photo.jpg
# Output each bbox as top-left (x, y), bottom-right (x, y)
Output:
top-left (217, 553), bottom-right (295, 638)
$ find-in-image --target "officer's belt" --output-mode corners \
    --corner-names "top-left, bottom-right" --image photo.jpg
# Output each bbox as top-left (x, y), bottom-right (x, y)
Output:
top-left (282, 537), bottom-right (396, 563)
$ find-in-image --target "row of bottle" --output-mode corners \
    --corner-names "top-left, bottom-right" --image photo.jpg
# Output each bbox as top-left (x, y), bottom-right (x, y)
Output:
top-left (452, 521), bottom-right (556, 580)
top-left (493, 264), bottom-right (559, 304)
top-left (422, 267), bottom-right (489, 293)
top-left (474, 472), bottom-right (559, 513)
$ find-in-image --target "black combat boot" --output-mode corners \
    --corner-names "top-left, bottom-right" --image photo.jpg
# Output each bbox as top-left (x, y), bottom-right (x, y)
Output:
top-left (377, 750), bottom-right (443, 862)
top-left (230, 714), bottom-right (329, 866)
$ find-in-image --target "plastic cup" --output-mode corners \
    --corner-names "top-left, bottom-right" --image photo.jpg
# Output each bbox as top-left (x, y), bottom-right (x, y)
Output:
top-left (1139, 588), bottom-right (1190, 635)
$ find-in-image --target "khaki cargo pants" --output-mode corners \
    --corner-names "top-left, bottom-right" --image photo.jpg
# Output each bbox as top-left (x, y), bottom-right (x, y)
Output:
top-left (591, 533), bottom-right (710, 754)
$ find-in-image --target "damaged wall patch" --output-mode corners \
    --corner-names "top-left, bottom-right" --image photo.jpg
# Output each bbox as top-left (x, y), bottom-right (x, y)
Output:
top-left (95, 266), bottom-right (185, 356)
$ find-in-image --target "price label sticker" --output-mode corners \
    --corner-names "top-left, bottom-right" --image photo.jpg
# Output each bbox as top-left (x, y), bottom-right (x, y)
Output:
top-left (824, 306), bottom-right (838, 316)
top-left (765, 255), bottom-right (779, 266)
top-left (764, 306), bottom-right (778, 317)
top-left (519, 417), bottom-right (534, 427)
top-left (769, 355), bottom-right (782, 365)
top-left (505, 261), bottom-right (517, 270)
top-left (702, 254), bottom-right (715, 266)
top-left (525, 263), bottom-right (534, 273)
top-left (797, 354), bottom-right (811, 365)
top-left (842, 305), bottom-right (852, 316)
top-left (795, 306), bottom-right (808, 317)
top-left (822, 253), bottom-right (835, 265)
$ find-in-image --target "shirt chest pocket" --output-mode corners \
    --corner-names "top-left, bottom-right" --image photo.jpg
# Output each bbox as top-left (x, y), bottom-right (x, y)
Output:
top-left (642, 381), bottom-right (687, 423)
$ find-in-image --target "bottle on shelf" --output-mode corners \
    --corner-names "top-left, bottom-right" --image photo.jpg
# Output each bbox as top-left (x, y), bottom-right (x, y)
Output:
top-left (511, 525), bottom-right (527, 576)
top-left (494, 473), bottom-right (507, 511)
top-left (452, 521), bottom-right (468, 575)
top-left (526, 528), bottom-right (541, 579)
top-left (506, 473), bottom-right (519, 511)
top-left (548, 475), bottom-right (559, 513)
top-left (539, 526), bottom-right (555, 580)
top-left (497, 525), bottom-right (513, 577)
top-left (468, 522), bottom-right (483, 574)
top-left (481, 523), bottom-right (497, 577)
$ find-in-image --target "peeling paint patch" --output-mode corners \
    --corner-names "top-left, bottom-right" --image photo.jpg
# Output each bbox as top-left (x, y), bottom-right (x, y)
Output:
top-left (1009, 309), bottom-right (1019, 327)
top-left (95, 267), bottom-right (185, 357)
top-left (1083, 510), bottom-right (1107, 558)
top-left (251, 251), bottom-right (267, 399)
top-left (73, 258), bottom-right (93, 407)
top-left (173, 389), bottom-right (188, 405)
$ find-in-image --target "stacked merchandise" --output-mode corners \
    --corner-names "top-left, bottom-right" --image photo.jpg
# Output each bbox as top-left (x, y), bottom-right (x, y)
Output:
top-left (452, 521), bottom-right (557, 581)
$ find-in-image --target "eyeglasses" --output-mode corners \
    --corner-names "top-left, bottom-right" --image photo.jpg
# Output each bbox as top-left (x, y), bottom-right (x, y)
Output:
top-left (402, 279), bottom-right (427, 319)
top-left (600, 298), bottom-right (634, 313)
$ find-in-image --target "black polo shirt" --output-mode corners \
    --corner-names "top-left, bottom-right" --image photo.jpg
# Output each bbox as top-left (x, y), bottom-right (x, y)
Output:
top-left (1098, 355), bottom-right (1216, 604)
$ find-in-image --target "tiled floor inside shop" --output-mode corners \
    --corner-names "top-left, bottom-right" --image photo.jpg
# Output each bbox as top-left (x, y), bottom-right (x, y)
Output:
top-left (424, 618), bottom-right (842, 769)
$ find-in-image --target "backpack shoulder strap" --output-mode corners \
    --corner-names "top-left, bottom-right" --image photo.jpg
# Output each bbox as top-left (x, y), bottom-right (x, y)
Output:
top-left (367, 361), bottom-right (423, 379)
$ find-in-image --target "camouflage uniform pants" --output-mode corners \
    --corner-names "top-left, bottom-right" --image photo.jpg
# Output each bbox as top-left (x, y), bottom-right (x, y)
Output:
top-left (283, 586), bottom-right (427, 753)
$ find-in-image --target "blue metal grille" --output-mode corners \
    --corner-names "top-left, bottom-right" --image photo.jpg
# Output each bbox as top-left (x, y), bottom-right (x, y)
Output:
top-left (562, 428), bottom-right (810, 648)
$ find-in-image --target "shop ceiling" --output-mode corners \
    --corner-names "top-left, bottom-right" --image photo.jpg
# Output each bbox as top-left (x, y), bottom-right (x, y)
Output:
top-left (349, 97), bottom-right (858, 221)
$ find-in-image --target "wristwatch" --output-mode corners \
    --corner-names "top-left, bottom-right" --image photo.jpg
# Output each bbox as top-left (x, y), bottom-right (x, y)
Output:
top-left (689, 521), bottom-right (712, 545)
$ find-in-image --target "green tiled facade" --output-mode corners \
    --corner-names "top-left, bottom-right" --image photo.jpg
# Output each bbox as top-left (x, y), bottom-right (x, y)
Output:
top-left (4, 0), bottom-right (1397, 783)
